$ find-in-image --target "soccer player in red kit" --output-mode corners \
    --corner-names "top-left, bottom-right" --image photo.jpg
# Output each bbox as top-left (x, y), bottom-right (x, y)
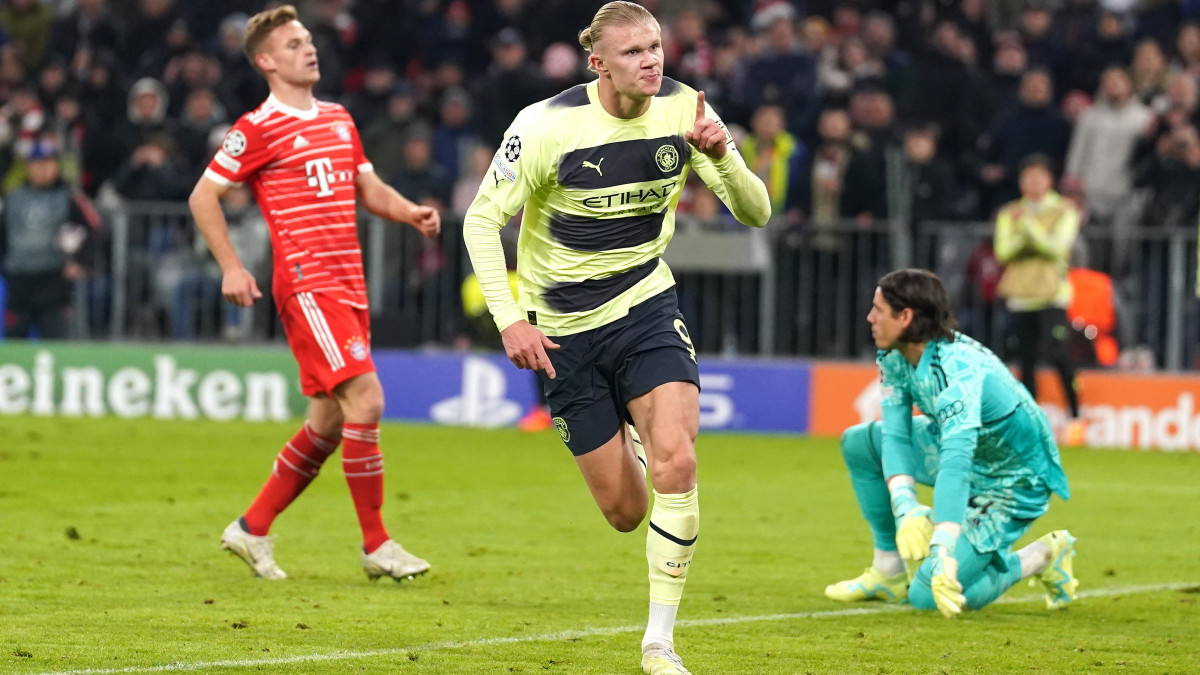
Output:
top-left (188, 4), bottom-right (440, 581)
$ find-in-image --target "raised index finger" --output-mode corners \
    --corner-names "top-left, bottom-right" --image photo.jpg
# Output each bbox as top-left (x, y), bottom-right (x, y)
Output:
top-left (695, 90), bottom-right (706, 124)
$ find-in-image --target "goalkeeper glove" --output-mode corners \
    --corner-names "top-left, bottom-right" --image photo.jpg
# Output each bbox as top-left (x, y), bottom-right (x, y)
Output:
top-left (890, 483), bottom-right (933, 561)
top-left (929, 529), bottom-right (966, 618)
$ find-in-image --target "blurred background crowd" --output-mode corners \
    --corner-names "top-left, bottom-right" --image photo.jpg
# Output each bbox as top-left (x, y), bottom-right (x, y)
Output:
top-left (0, 0), bottom-right (1197, 368)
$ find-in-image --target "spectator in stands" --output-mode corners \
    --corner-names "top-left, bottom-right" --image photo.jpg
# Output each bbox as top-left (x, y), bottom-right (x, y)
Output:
top-left (1064, 66), bottom-right (1152, 274)
top-left (980, 68), bottom-right (1073, 214)
top-left (1072, 10), bottom-right (1133, 96)
top-left (176, 87), bottom-right (226, 171)
top-left (46, 0), bottom-right (120, 67)
top-left (474, 27), bottom-right (546, 147)
top-left (0, 141), bottom-right (99, 339)
top-left (111, 134), bottom-right (189, 202)
top-left (964, 39), bottom-right (1028, 156)
top-left (540, 41), bottom-right (586, 92)
top-left (343, 54), bottom-right (397, 130)
top-left (387, 126), bottom-right (451, 212)
top-left (1171, 22), bottom-right (1200, 79)
top-left (34, 56), bottom-right (68, 111)
top-left (818, 34), bottom-right (886, 106)
top-left (0, 0), bottom-right (53, 72)
top-left (122, 0), bottom-right (177, 76)
top-left (432, 86), bottom-right (478, 182)
top-left (860, 11), bottom-right (911, 103)
top-left (1134, 120), bottom-right (1200, 228)
top-left (163, 49), bottom-right (221, 118)
top-left (740, 103), bottom-right (806, 221)
top-left (796, 107), bottom-right (853, 250)
top-left (842, 87), bottom-right (895, 222)
top-left (665, 8), bottom-right (713, 89)
top-left (116, 77), bottom-right (175, 162)
top-left (888, 122), bottom-right (956, 232)
top-left (994, 155), bottom-right (1085, 444)
top-left (905, 20), bottom-right (975, 144)
top-left (213, 12), bottom-right (264, 116)
top-left (733, 2), bottom-right (820, 140)
top-left (1020, 2), bottom-right (1068, 88)
top-left (1130, 38), bottom-right (1170, 105)
top-left (1054, 0), bottom-right (1102, 59)
top-left (0, 84), bottom-right (45, 169)
top-left (361, 81), bottom-right (418, 179)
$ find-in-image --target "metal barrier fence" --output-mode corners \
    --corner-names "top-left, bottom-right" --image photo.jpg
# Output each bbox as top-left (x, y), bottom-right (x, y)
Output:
top-left (67, 203), bottom-right (1200, 371)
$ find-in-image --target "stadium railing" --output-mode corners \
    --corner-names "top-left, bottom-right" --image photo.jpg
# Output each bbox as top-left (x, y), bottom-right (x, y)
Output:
top-left (67, 203), bottom-right (1200, 371)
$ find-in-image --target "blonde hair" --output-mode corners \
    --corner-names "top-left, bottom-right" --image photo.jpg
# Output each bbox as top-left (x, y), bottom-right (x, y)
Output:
top-left (578, 1), bottom-right (659, 72)
top-left (244, 4), bottom-right (299, 73)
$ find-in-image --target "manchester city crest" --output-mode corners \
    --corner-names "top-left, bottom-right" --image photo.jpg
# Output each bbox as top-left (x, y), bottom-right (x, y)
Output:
top-left (655, 144), bottom-right (679, 172)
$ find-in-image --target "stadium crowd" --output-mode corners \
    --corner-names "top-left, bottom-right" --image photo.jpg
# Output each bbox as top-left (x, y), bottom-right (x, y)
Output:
top-left (0, 0), bottom-right (1197, 346)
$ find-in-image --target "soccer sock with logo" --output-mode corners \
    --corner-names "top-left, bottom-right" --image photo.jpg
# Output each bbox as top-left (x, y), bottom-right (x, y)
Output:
top-left (643, 487), bottom-right (699, 650)
top-left (242, 423), bottom-right (339, 536)
top-left (341, 423), bottom-right (390, 553)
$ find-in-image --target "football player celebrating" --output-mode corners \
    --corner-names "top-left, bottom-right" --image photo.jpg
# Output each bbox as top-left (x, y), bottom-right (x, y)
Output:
top-left (463, 2), bottom-right (770, 673)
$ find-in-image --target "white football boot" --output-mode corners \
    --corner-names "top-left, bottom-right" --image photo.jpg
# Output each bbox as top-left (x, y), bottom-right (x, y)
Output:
top-left (362, 540), bottom-right (431, 581)
top-left (641, 642), bottom-right (691, 675)
top-left (219, 519), bottom-right (287, 580)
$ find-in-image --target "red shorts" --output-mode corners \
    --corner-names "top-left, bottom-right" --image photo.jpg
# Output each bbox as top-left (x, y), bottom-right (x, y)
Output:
top-left (279, 292), bottom-right (375, 397)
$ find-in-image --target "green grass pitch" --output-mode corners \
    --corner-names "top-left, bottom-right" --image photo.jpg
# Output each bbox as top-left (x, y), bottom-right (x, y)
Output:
top-left (2, 416), bottom-right (1198, 674)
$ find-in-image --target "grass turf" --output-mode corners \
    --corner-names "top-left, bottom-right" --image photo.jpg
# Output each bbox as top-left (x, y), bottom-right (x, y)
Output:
top-left (1, 417), bottom-right (1198, 674)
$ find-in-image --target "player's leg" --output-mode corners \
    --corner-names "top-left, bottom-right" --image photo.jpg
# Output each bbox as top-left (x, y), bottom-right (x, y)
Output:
top-left (575, 426), bottom-right (652, 531)
top-left (627, 380), bottom-right (699, 674)
top-left (827, 418), bottom-right (937, 602)
top-left (1018, 529), bottom-right (1078, 608)
top-left (1010, 309), bottom-right (1040, 398)
top-left (219, 292), bottom-right (352, 579)
top-left (240, 395), bottom-right (342, 535)
top-left (335, 370), bottom-right (430, 581)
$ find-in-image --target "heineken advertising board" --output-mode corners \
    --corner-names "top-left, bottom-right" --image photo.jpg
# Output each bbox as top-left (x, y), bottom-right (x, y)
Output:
top-left (0, 343), bottom-right (306, 421)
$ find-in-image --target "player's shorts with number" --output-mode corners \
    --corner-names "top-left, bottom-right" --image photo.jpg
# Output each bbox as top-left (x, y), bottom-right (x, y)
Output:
top-left (537, 288), bottom-right (699, 455)
top-left (279, 291), bottom-right (376, 396)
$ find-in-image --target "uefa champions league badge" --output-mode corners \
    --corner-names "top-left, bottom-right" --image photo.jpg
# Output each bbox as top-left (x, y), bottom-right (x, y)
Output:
top-left (332, 121), bottom-right (352, 143)
top-left (346, 336), bottom-right (369, 361)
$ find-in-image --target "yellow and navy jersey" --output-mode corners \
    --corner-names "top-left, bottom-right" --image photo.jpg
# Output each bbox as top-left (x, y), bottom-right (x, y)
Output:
top-left (463, 77), bottom-right (770, 336)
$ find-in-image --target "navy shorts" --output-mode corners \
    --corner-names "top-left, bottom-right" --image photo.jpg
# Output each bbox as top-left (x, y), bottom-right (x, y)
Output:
top-left (537, 288), bottom-right (700, 456)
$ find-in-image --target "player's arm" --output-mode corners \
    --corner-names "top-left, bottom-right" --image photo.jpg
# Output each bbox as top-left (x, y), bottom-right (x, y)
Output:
top-left (189, 175), bottom-right (261, 307)
top-left (925, 372), bottom-right (983, 618)
top-left (1024, 203), bottom-right (1080, 260)
top-left (686, 91), bottom-right (772, 228)
top-left (355, 170), bottom-right (440, 239)
top-left (462, 115), bottom-right (559, 377)
top-left (875, 359), bottom-right (931, 561)
top-left (992, 206), bottom-right (1031, 263)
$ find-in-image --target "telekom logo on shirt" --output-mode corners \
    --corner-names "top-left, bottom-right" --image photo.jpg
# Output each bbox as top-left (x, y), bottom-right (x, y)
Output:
top-left (306, 157), bottom-right (335, 197)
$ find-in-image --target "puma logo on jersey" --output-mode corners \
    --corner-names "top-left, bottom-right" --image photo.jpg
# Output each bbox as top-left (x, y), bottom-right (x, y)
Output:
top-left (582, 158), bottom-right (604, 175)
top-left (293, 135), bottom-right (309, 149)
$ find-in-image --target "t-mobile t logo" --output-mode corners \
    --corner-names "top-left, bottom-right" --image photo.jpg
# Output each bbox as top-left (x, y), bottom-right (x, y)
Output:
top-left (305, 157), bottom-right (335, 197)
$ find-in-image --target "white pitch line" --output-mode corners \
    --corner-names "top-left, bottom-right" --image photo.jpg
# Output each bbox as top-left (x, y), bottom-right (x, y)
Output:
top-left (29, 581), bottom-right (1198, 675)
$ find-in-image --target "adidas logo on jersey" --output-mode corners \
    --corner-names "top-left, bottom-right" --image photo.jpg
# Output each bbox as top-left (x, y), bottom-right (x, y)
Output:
top-left (293, 135), bottom-right (310, 149)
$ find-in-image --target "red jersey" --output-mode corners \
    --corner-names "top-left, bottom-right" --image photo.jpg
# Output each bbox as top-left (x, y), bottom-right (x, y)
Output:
top-left (204, 95), bottom-right (372, 308)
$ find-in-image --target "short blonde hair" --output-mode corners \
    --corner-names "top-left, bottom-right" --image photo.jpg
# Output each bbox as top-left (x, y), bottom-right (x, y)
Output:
top-left (243, 4), bottom-right (298, 73)
top-left (578, 1), bottom-right (659, 72)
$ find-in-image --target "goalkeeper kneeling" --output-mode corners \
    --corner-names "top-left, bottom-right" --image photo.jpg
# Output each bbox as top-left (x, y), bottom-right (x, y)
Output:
top-left (825, 269), bottom-right (1078, 618)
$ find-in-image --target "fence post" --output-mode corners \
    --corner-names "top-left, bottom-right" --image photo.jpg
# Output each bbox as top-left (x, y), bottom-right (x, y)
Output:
top-left (110, 210), bottom-right (128, 340)
top-left (1166, 230), bottom-right (1187, 371)
top-left (757, 227), bottom-right (775, 355)
top-left (367, 214), bottom-right (386, 315)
